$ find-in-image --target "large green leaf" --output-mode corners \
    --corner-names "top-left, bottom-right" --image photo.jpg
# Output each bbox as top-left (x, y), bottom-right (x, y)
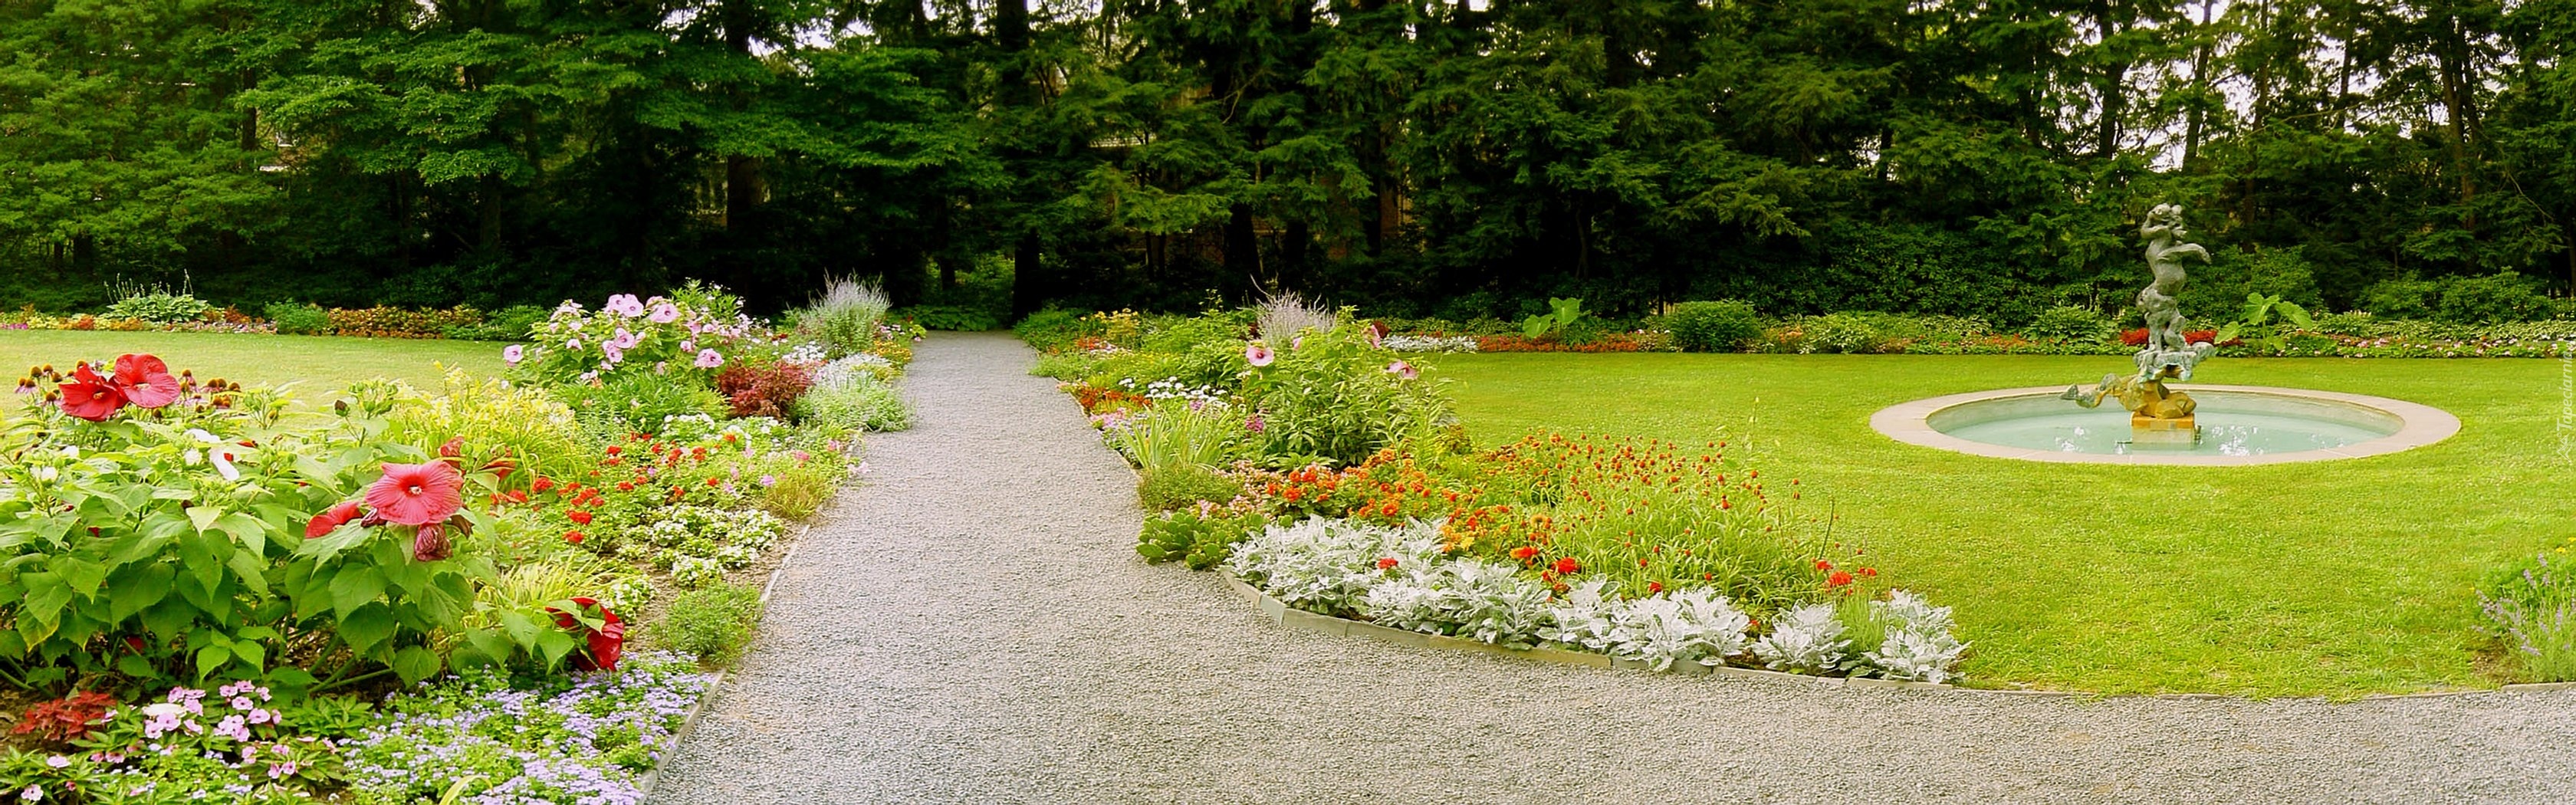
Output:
top-left (328, 565), bottom-right (389, 620)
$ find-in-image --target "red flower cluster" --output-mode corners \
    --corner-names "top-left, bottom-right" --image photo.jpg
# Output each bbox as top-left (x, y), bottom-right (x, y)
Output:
top-left (56, 354), bottom-right (179, 421)
top-left (545, 597), bottom-right (626, 672)
top-left (304, 458), bottom-right (474, 563)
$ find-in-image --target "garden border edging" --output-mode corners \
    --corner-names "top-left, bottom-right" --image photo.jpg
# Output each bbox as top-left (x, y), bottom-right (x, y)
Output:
top-left (636, 522), bottom-right (810, 797)
top-left (1216, 573), bottom-right (2559, 702)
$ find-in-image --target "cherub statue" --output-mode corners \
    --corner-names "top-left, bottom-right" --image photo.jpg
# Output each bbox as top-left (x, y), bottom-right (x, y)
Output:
top-left (2137, 203), bottom-right (2209, 356)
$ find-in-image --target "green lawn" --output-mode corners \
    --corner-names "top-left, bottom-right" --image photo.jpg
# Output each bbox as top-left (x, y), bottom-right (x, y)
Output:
top-left (1426, 352), bottom-right (2564, 698)
top-left (0, 330), bottom-right (504, 393)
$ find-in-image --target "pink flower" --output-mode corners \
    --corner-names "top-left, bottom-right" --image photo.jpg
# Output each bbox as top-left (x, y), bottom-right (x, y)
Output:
top-left (649, 303), bottom-right (680, 324)
top-left (1386, 360), bottom-right (1417, 380)
top-left (1245, 341), bottom-right (1274, 367)
top-left (604, 294), bottom-right (645, 317)
top-left (502, 345), bottom-right (524, 366)
top-left (609, 328), bottom-right (640, 350)
top-left (694, 349), bottom-right (724, 368)
top-left (110, 354), bottom-right (180, 408)
top-left (364, 462), bottom-right (465, 526)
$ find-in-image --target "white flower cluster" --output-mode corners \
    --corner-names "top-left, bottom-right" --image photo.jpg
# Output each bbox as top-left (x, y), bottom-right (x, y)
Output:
top-left (781, 342), bottom-right (833, 364)
top-left (1750, 602), bottom-right (1848, 673)
top-left (1862, 590), bottom-right (1970, 683)
top-left (1117, 375), bottom-right (1228, 407)
top-left (1224, 518), bottom-right (1446, 615)
top-left (1382, 334), bottom-right (1480, 353)
top-left (1364, 558), bottom-right (1556, 646)
top-left (1543, 579), bottom-right (1752, 669)
top-left (813, 353), bottom-right (896, 389)
top-left (622, 504), bottom-right (785, 589)
top-left (1229, 516), bottom-right (1967, 680)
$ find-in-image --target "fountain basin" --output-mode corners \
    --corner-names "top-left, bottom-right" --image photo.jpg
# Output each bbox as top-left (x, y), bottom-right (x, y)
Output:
top-left (1870, 385), bottom-right (2459, 465)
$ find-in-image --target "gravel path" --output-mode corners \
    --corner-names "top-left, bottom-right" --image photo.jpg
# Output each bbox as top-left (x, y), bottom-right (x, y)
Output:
top-left (652, 332), bottom-right (2576, 805)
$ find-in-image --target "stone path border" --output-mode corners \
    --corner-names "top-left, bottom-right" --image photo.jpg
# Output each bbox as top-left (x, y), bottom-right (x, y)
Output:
top-left (1871, 384), bottom-right (2460, 465)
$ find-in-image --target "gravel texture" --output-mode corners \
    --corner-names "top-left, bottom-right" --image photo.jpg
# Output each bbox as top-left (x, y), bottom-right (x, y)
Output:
top-left (652, 332), bottom-right (2576, 805)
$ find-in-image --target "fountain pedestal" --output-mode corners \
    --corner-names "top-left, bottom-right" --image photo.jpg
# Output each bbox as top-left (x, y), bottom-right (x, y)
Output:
top-left (2130, 414), bottom-right (2200, 447)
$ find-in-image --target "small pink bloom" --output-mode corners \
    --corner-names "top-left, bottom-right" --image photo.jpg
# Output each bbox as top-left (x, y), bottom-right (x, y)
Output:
top-left (649, 303), bottom-right (680, 324)
top-left (1245, 341), bottom-right (1274, 367)
top-left (695, 349), bottom-right (724, 368)
top-left (502, 345), bottom-right (524, 365)
top-left (1387, 360), bottom-right (1417, 380)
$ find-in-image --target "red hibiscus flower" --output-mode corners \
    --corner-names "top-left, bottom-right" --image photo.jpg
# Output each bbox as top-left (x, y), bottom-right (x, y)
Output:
top-left (304, 501), bottom-right (363, 537)
top-left (57, 363), bottom-right (125, 421)
top-left (547, 597), bottom-right (626, 672)
top-left (365, 462), bottom-right (465, 526)
top-left (1552, 557), bottom-right (1581, 575)
top-left (110, 354), bottom-right (180, 409)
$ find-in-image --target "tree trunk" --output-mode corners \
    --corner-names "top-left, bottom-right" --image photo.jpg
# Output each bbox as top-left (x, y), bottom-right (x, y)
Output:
top-left (1225, 202), bottom-right (1260, 282)
top-left (1011, 232), bottom-right (1045, 319)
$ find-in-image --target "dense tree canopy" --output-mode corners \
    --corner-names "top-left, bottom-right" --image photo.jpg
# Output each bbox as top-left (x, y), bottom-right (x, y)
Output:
top-left (3, 0), bottom-right (2571, 321)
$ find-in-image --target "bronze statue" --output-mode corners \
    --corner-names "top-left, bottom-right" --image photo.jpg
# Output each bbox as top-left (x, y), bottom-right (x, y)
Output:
top-left (2059, 203), bottom-right (2215, 442)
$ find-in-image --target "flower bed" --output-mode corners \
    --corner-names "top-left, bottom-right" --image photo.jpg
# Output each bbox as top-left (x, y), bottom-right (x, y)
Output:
top-left (0, 284), bottom-right (914, 803)
top-left (1028, 304), bottom-right (1969, 683)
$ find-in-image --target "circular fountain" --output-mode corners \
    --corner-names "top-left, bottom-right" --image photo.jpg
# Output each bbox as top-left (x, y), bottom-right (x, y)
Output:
top-left (1871, 202), bottom-right (2459, 465)
top-left (1871, 385), bottom-right (2458, 465)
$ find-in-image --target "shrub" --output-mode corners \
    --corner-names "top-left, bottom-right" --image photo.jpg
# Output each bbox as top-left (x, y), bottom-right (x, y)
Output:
top-left (2482, 551), bottom-right (2576, 682)
top-left (2360, 278), bottom-right (2443, 320)
top-left (1244, 327), bottom-right (1451, 467)
top-left (1254, 290), bottom-right (1337, 340)
top-left (265, 301), bottom-right (330, 335)
top-left (2023, 305), bottom-right (2117, 343)
top-left (757, 456), bottom-right (844, 520)
top-left (899, 304), bottom-right (1001, 331)
top-left (716, 361), bottom-right (814, 419)
top-left (104, 290), bottom-right (213, 323)
top-left (328, 305), bottom-right (483, 338)
top-left (1137, 465), bottom-right (1247, 511)
top-left (1801, 312), bottom-right (1890, 353)
top-left (1664, 301), bottom-right (1761, 352)
top-left (554, 374), bottom-right (730, 436)
top-left (2436, 272), bottom-right (2553, 324)
top-left (1014, 309), bottom-right (1099, 353)
top-left (800, 278), bottom-right (890, 357)
top-left (654, 583), bottom-right (766, 665)
top-left (1136, 508), bottom-right (1271, 570)
top-left (795, 369), bottom-right (912, 432)
top-left (516, 287), bottom-right (758, 386)
top-left (445, 304), bottom-right (550, 341)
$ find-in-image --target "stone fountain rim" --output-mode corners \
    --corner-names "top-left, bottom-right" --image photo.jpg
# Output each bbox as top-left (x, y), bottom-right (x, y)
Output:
top-left (1869, 384), bottom-right (2461, 465)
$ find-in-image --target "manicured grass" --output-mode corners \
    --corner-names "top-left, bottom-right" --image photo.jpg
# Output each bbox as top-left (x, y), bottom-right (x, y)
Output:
top-left (0, 330), bottom-right (503, 393)
top-left (1425, 352), bottom-right (2564, 698)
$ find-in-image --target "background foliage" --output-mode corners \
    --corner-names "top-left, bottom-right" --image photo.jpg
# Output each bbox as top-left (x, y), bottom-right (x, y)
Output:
top-left (5, 0), bottom-right (2574, 323)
